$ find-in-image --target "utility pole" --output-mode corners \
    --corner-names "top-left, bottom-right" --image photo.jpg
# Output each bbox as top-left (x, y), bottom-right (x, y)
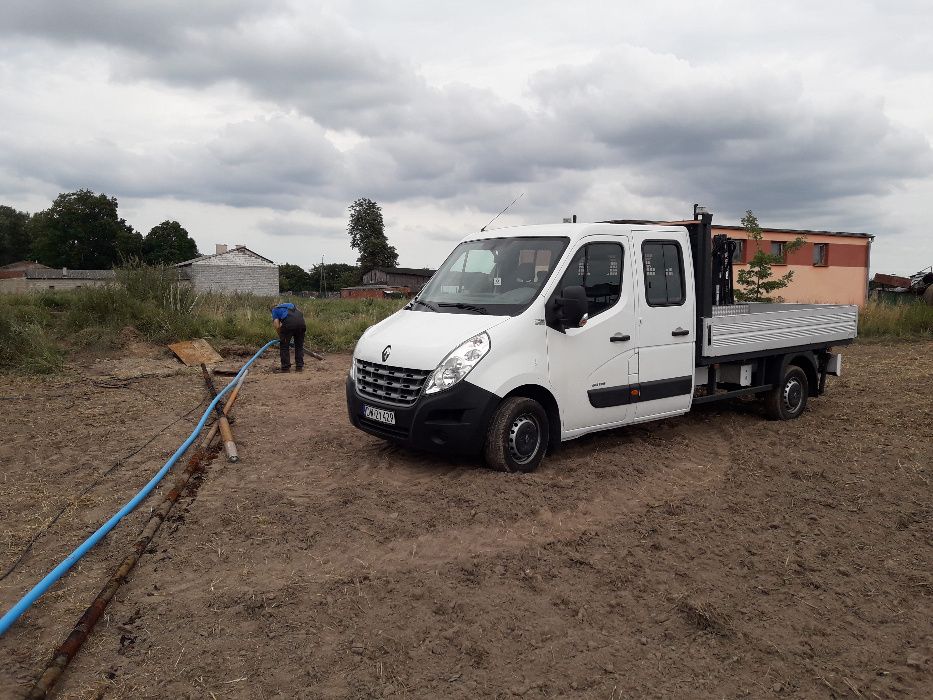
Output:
top-left (321, 254), bottom-right (326, 298)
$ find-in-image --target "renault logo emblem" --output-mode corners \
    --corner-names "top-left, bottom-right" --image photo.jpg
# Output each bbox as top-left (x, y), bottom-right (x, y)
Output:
top-left (382, 345), bottom-right (391, 362)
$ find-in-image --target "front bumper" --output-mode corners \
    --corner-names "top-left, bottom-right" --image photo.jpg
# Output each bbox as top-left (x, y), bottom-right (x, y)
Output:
top-left (346, 375), bottom-right (499, 455)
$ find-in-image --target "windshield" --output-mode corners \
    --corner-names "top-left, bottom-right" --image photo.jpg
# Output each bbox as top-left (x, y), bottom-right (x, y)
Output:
top-left (412, 236), bottom-right (569, 316)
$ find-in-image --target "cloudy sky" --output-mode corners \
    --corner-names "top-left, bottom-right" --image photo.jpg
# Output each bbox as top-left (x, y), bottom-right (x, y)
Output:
top-left (1, 0), bottom-right (931, 274)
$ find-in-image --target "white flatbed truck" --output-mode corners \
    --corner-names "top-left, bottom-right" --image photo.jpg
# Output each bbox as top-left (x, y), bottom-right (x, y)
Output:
top-left (346, 211), bottom-right (856, 471)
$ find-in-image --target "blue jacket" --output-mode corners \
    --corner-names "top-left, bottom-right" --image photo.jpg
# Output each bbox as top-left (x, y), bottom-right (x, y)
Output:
top-left (271, 303), bottom-right (296, 321)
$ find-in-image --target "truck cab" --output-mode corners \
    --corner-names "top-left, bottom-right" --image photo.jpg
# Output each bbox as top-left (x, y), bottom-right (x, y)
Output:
top-left (347, 217), bottom-right (854, 472)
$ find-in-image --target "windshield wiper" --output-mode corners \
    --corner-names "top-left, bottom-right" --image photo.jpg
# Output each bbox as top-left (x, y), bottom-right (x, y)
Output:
top-left (438, 302), bottom-right (488, 315)
top-left (410, 298), bottom-right (439, 312)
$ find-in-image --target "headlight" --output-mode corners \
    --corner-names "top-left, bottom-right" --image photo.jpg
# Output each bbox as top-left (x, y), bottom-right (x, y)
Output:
top-left (424, 332), bottom-right (490, 394)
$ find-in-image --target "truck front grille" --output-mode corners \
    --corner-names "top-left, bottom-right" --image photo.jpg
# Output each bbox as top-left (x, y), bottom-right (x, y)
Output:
top-left (355, 359), bottom-right (431, 406)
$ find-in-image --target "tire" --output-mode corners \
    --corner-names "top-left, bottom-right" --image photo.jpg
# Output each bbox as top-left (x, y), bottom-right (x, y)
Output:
top-left (483, 397), bottom-right (549, 473)
top-left (764, 365), bottom-right (809, 420)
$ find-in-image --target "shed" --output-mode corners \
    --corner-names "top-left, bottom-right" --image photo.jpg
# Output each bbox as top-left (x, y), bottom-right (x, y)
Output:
top-left (0, 266), bottom-right (114, 293)
top-left (176, 244), bottom-right (277, 296)
top-left (340, 285), bottom-right (409, 299)
top-left (362, 267), bottom-right (435, 293)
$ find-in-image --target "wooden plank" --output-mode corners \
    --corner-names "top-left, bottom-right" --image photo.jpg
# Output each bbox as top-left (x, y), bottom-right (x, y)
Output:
top-left (167, 339), bottom-right (224, 366)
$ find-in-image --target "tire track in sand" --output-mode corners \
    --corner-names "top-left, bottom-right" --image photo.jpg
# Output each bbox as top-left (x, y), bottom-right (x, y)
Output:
top-left (309, 421), bottom-right (733, 579)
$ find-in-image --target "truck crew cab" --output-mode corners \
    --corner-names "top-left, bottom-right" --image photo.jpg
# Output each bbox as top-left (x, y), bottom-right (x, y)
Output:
top-left (346, 211), bottom-right (856, 472)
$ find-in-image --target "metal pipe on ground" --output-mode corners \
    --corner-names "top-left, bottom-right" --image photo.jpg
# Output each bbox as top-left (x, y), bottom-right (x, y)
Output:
top-left (200, 363), bottom-right (239, 463)
top-left (26, 373), bottom-right (250, 699)
top-left (198, 369), bottom-right (249, 448)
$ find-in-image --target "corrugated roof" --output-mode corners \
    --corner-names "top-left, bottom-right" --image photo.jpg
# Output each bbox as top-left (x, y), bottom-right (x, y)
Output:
top-left (872, 273), bottom-right (912, 287)
top-left (24, 269), bottom-right (116, 280)
top-left (0, 261), bottom-right (53, 271)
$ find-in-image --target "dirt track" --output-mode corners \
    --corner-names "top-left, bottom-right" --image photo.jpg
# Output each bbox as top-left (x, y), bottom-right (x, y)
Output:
top-left (1, 340), bottom-right (931, 699)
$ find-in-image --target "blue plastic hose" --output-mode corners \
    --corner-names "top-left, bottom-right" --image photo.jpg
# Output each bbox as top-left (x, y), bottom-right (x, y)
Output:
top-left (0, 339), bottom-right (279, 636)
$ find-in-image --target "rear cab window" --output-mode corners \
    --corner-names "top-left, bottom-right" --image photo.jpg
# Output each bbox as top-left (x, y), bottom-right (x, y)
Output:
top-left (642, 241), bottom-right (685, 306)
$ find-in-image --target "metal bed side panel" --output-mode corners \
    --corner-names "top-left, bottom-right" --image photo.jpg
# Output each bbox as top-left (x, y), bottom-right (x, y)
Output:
top-left (702, 304), bottom-right (858, 357)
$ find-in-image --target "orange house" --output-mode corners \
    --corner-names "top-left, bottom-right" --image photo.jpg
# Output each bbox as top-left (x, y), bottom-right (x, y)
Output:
top-left (715, 225), bottom-right (874, 305)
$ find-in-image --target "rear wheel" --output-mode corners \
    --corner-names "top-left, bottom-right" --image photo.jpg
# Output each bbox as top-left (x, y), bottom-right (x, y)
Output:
top-left (765, 365), bottom-right (809, 420)
top-left (484, 397), bottom-right (549, 473)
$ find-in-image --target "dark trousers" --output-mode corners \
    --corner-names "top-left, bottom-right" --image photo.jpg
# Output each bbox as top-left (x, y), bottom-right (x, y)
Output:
top-left (279, 327), bottom-right (305, 369)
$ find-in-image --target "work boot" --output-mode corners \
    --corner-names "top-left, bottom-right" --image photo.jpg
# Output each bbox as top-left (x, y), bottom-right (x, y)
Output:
top-left (295, 365), bottom-right (304, 372)
top-left (274, 366), bottom-right (291, 373)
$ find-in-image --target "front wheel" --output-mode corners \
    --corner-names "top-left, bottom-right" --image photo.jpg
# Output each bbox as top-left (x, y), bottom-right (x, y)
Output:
top-left (764, 365), bottom-right (809, 420)
top-left (484, 397), bottom-right (549, 473)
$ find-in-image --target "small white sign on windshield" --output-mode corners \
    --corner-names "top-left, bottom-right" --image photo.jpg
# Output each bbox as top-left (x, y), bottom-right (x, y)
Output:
top-left (493, 277), bottom-right (502, 286)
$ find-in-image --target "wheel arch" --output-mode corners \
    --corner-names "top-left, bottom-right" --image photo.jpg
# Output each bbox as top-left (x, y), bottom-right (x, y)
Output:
top-left (504, 384), bottom-right (561, 453)
top-left (786, 352), bottom-right (819, 397)
top-left (764, 351), bottom-right (819, 397)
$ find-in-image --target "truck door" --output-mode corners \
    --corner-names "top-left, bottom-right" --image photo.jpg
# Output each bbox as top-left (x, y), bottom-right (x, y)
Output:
top-left (632, 229), bottom-right (696, 420)
top-left (546, 237), bottom-right (637, 434)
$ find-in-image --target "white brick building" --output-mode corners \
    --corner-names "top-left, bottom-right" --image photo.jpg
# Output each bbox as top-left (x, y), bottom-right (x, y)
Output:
top-left (176, 244), bottom-right (278, 296)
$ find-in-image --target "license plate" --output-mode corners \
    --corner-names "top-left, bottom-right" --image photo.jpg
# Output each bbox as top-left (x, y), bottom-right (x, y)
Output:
top-left (363, 405), bottom-right (396, 425)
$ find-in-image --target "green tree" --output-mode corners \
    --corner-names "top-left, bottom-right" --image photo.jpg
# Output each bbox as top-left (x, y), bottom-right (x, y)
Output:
top-left (29, 189), bottom-right (142, 268)
top-left (279, 263), bottom-right (314, 292)
top-left (143, 220), bottom-right (199, 264)
top-left (735, 210), bottom-right (806, 302)
top-left (309, 262), bottom-right (361, 293)
top-left (347, 198), bottom-right (398, 272)
top-left (0, 205), bottom-right (32, 266)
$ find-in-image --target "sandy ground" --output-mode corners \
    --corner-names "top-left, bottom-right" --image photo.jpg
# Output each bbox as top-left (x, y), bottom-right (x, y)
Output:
top-left (0, 340), bottom-right (931, 699)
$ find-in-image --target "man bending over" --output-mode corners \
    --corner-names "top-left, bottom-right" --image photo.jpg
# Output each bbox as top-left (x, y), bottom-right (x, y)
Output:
top-left (271, 302), bottom-right (306, 372)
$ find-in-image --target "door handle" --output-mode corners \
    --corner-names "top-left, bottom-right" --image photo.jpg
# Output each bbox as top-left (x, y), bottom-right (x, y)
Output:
top-left (610, 334), bottom-right (631, 342)
top-left (671, 328), bottom-right (690, 337)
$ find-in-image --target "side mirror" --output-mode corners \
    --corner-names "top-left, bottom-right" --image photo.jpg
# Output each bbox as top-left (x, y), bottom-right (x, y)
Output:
top-left (546, 285), bottom-right (588, 332)
top-left (561, 286), bottom-right (588, 327)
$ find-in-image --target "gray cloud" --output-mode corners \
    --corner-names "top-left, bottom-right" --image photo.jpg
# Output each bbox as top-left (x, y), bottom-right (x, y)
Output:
top-left (0, 113), bottom-right (353, 212)
top-left (1, 1), bottom-right (273, 51)
top-left (258, 215), bottom-right (345, 240)
top-left (528, 48), bottom-right (933, 223)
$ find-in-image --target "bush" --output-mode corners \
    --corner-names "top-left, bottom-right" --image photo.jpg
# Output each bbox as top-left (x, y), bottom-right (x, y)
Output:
top-left (859, 299), bottom-right (933, 338)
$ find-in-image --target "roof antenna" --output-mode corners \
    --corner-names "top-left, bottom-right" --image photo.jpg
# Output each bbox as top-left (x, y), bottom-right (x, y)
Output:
top-left (481, 192), bottom-right (524, 232)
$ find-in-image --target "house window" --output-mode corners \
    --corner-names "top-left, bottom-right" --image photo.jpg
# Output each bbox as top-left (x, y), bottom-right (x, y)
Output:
top-left (813, 243), bottom-right (828, 266)
top-left (642, 241), bottom-right (686, 306)
top-left (770, 241), bottom-right (786, 263)
top-left (729, 238), bottom-right (745, 264)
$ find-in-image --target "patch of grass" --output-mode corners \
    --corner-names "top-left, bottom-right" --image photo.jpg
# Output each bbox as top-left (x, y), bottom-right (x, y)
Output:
top-left (859, 299), bottom-right (933, 338)
top-left (676, 597), bottom-right (733, 636)
top-left (0, 265), bottom-right (406, 373)
top-left (0, 304), bottom-right (64, 373)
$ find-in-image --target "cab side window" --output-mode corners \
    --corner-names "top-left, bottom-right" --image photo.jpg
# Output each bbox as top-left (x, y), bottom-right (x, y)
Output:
top-left (642, 241), bottom-right (685, 306)
top-left (557, 242), bottom-right (624, 317)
